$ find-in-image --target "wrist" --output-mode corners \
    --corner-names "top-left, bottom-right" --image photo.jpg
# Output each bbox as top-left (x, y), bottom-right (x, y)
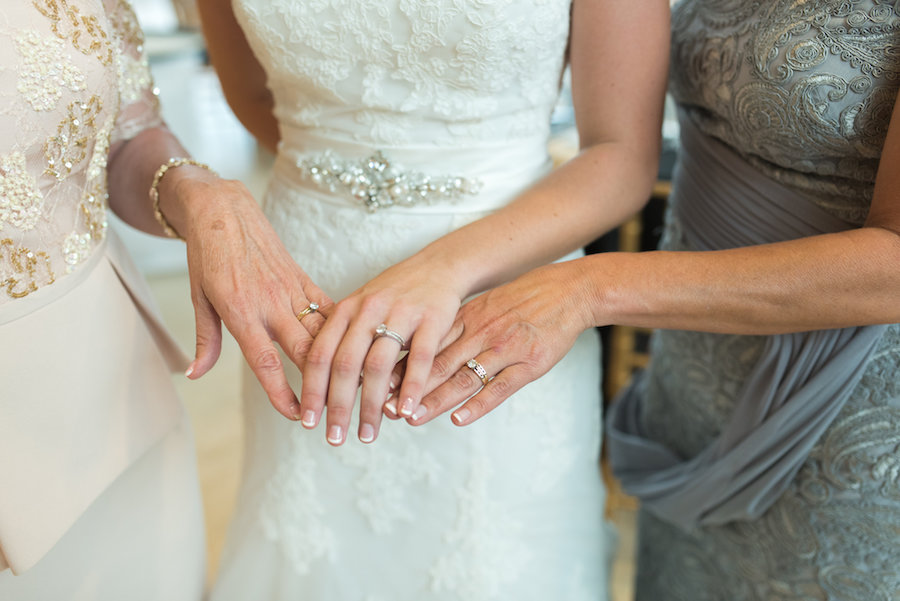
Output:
top-left (150, 158), bottom-right (219, 240)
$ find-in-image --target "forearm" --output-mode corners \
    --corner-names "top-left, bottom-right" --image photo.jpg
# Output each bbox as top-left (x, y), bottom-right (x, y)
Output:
top-left (409, 140), bottom-right (659, 300)
top-left (583, 226), bottom-right (900, 335)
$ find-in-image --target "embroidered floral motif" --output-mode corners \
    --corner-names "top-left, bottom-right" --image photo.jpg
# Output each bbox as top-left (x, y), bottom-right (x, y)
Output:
top-left (0, 152), bottom-right (45, 232)
top-left (0, 239), bottom-right (55, 299)
top-left (44, 96), bottom-right (101, 181)
top-left (15, 30), bottom-right (87, 112)
top-left (32, 0), bottom-right (115, 66)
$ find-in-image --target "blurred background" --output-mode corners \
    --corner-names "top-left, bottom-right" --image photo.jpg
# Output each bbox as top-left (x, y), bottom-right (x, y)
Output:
top-left (125, 1), bottom-right (680, 597)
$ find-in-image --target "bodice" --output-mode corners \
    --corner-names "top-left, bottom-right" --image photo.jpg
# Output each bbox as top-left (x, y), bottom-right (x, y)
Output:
top-left (0, 0), bottom-right (161, 306)
top-left (232, 0), bottom-right (572, 153)
top-left (670, 0), bottom-right (900, 225)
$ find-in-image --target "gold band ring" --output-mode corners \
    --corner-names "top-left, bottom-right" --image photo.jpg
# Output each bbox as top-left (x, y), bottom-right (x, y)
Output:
top-left (296, 302), bottom-right (319, 320)
top-left (465, 359), bottom-right (489, 386)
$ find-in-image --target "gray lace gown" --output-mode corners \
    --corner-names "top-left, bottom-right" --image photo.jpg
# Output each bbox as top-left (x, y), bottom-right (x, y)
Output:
top-left (635, 1), bottom-right (900, 599)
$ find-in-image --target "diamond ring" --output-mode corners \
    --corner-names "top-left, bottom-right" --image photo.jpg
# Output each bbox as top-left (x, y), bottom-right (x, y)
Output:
top-left (465, 359), bottom-right (489, 386)
top-left (374, 323), bottom-right (406, 347)
top-left (296, 302), bottom-right (319, 320)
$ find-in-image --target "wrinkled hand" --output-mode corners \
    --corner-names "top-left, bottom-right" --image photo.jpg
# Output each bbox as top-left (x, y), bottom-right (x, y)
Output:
top-left (299, 254), bottom-right (464, 445)
top-left (176, 175), bottom-right (333, 421)
top-left (403, 260), bottom-right (595, 426)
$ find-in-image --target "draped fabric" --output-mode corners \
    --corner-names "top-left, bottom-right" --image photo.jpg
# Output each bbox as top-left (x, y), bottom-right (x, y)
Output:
top-left (607, 115), bottom-right (888, 528)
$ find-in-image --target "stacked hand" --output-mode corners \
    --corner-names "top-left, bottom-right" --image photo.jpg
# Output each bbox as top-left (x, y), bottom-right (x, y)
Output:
top-left (297, 253), bottom-right (465, 445)
top-left (173, 174), bottom-right (333, 422)
top-left (393, 260), bottom-right (595, 427)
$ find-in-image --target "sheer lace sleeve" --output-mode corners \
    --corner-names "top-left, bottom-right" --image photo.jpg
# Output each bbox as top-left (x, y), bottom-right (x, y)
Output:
top-left (104, 0), bottom-right (163, 145)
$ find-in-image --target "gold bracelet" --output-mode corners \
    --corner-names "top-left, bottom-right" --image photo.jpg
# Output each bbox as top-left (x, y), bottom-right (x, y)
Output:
top-left (149, 157), bottom-right (217, 240)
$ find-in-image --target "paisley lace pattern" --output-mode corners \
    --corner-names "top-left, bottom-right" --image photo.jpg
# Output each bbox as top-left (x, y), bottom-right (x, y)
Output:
top-left (638, 2), bottom-right (900, 586)
top-left (670, 0), bottom-right (900, 224)
top-left (0, 0), bottom-right (162, 302)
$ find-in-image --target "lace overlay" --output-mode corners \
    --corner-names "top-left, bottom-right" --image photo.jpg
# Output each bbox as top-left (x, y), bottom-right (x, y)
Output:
top-left (0, 0), bottom-right (162, 304)
top-left (670, 0), bottom-right (900, 224)
top-left (637, 3), bottom-right (900, 587)
top-left (233, 0), bottom-right (571, 147)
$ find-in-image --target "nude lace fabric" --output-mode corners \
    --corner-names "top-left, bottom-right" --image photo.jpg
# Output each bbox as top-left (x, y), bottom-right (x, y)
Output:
top-left (0, 0), bottom-right (161, 304)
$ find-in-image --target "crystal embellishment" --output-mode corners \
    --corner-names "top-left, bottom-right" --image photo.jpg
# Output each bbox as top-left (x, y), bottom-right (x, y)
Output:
top-left (297, 150), bottom-right (482, 212)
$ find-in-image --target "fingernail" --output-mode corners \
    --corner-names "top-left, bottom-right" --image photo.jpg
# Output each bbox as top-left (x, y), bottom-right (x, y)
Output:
top-left (184, 362), bottom-right (195, 378)
top-left (290, 404), bottom-right (303, 421)
top-left (388, 379), bottom-right (397, 391)
top-left (400, 397), bottom-right (415, 417)
top-left (385, 400), bottom-right (398, 416)
top-left (359, 423), bottom-right (375, 443)
top-left (411, 404), bottom-right (428, 422)
top-left (451, 407), bottom-right (471, 425)
top-left (327, 425), bottom-right (343, 445)
top-left (301, 410), bottom-right (316, 428)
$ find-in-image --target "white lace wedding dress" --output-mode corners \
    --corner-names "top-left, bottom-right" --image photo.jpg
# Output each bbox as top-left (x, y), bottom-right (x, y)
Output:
top-left (210, 2), bottom-right (608, 600)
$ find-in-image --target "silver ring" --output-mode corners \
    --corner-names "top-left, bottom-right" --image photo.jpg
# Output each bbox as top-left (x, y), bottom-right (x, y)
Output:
top-left (465, 359), bottom-right (489, 386)
top-left (374, 323), bottom-right (406, 347)
top-left (296, 302), bottom-right (319, 320)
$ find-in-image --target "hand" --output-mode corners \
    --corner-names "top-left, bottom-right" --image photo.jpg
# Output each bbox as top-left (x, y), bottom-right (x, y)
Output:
top-left (172, 173), bottom-right (333, 421)
top-left (404, 260), bottom-right (595, 426)
top-left (299, 253), bottom-right (465, 445)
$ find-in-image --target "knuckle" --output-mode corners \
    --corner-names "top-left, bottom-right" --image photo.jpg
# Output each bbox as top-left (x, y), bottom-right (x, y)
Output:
top-left (250, 348), bottom-right (282, 373)
top-left (331, 351), bottom-right (358, 376)
top-left (450, 369), bottom-right (476, 393)
top-left (289, 339), bottom-right (313, 362)
top-left (304, 347), bottom-right (331, 369)
top-left (488, 376), bottom-right (514, 399)
top-left (431, 354), bottom-right (454, 379)
top-left (363, 354), bottom-right (393, 376)
top-left (326, 405), bottom-right (352, 423)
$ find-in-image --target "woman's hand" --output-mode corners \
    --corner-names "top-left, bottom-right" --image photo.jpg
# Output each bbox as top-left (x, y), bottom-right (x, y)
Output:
top-left (298, 253), bottom-right (465, 445)
top-left (164, 169), bottom-right (333, 421)
top-left (403, 259), bottom-right (596, 427)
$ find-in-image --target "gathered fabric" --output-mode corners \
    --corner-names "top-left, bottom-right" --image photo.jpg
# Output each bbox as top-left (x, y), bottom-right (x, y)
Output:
top-left (607, 114), bottom-right (888, 529)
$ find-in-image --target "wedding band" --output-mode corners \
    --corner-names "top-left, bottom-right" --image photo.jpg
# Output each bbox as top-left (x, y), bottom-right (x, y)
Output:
top-left (465, 359), bottom-right (489, 386)
top-left (374, 323), bottom-right (406, 347)
top-left (296, 302), bottom-right (319, 320)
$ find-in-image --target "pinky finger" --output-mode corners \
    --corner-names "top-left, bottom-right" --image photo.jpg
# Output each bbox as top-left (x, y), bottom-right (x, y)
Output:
top-left (450, 365), bottom-right (529, 426)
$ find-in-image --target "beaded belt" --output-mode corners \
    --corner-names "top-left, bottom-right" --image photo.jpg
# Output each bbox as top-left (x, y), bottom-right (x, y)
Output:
top-left (296, 150), bottom-right (483, 212)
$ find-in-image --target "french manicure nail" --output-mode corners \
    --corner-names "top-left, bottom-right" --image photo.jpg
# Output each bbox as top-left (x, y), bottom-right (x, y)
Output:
top-left (301, 410), bottom-right (316, 428)
top-left (359, 423), bottom-right (375, 443)
top-left (290, 405), bottom-right (303, 421)
top-left (452, 407), bottom-right (471, 425)
top-left (388, 380), bottom-right (397, 391)
top-left (385, 400), bottom-right (398, 415)
top-left (184, 363), bottom-right (195, 378)
top-left (400, 397), bottom-right (415, 417)
top-left (411, 404), bottom-right (428, 421)
top-left (327, 424), bottom-right (343, 445)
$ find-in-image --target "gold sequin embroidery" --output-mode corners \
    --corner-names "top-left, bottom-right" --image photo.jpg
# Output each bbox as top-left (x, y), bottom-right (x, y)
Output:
top-left (0, 239), bottom-right (56, 299)
top-left (44, 96), bottom-right (102, 181)
top-left (0, 152), bottom-right (45, 232)
top-left (14, 30), bottom-right (87, 112)
top-left (32, 0), bottom-right (114, 66)
top-left (78, 114), bottom-right (114, 245)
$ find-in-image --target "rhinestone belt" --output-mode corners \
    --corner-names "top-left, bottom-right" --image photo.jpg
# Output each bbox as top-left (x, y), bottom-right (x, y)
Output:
top-left (296, 150), bottom-right (482, 212)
